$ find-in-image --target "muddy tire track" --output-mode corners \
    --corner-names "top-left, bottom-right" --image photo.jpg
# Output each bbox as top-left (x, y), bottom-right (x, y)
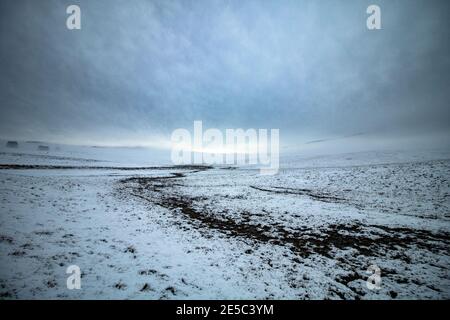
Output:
top-left (250, 185), bottom-right (346, 203)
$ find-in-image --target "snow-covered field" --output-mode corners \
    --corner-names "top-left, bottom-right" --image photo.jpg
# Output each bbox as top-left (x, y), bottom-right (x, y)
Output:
top-left (0, 141), bottom-right (449, 299)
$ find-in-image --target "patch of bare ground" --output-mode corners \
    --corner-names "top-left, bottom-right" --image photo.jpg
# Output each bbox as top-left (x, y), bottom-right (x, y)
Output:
top-left (117, 170), bottom-right (450, 299)
top-left (120, 175), bottom-right (450, 261)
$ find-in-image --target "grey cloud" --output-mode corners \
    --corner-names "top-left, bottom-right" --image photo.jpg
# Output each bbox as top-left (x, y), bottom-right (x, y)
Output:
top-left (0, 0), bottom-right (449, 147)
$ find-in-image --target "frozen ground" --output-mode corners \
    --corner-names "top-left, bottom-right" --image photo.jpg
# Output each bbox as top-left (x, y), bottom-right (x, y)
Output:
top-left (0, 142), bottom-right (449, 299)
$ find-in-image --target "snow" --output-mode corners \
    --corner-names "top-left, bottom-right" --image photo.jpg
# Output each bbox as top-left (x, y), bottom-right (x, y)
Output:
top-left (0, 139), bottom-right (171, 167)
top-left (0, 141), bottom-right (449, 299)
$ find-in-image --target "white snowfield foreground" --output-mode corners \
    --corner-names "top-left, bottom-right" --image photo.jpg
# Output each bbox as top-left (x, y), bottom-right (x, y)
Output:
top-left (0, 144), bottom-right (449, 299)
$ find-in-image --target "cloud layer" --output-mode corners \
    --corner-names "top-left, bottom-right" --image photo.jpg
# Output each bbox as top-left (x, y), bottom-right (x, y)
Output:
top-left (0, 0), bottom-right (449, 147)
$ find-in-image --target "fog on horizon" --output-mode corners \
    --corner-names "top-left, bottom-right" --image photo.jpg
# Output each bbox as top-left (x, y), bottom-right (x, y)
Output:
top-left (0, 0), bottom-right (449, 153)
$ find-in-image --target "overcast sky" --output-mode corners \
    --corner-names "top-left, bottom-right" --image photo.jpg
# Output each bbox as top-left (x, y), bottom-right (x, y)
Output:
top-left (0, 0), bottom-right (449, 149)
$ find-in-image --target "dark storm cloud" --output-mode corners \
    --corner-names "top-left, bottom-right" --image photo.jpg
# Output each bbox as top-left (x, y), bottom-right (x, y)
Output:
top-left (0, 0), bottom-right (449, 146)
